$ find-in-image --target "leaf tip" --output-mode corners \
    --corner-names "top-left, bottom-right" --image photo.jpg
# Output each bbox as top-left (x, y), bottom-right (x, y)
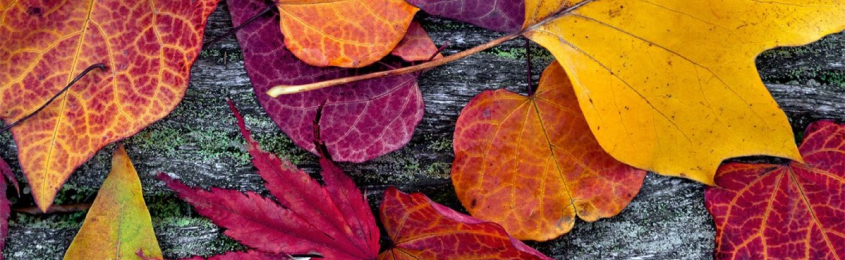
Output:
top-left (266, 85), bottom-right (301, 97)
top-left (0, 158), bottom-right (19, 195)
top-left (33, 189), bottom-right (58, 213)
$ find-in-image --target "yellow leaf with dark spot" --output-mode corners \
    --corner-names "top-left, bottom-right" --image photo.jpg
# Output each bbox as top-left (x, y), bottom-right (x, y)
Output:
top-left (522, 0), bottom-right (844, 184)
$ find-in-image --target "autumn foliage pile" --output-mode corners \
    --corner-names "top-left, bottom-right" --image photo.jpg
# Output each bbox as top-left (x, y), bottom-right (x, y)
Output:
top-left (0, 0), bottom-right (844, 259)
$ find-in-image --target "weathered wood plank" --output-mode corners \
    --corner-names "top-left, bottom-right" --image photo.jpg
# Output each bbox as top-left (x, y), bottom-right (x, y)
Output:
top-left (2, 2), bottom-right (844, 259)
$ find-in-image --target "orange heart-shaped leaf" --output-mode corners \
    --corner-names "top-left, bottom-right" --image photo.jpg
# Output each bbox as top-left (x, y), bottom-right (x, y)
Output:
top-left (275, 0), bottom-right (418, 68)
top-left (452, 62), bottom-right (646, 241)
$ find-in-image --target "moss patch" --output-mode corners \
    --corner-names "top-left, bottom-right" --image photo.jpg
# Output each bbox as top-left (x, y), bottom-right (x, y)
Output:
top-left (487, 45), bottom-right (555, 62)
top-left (199, 49), bottom-right (244, 65)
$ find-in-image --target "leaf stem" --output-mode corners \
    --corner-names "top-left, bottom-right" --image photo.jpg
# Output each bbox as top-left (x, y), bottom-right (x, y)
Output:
top-left (312, 99), bottom-right (333, 160)
top-left (12, 203), bottom-right (91, 214)
top-left (425, 41), bottom-right (450, 62)
top-left (2, 63), bottom-right (107, 132)
top-left (267, 0), bottom-right (597, 96)
top-left (267, 32), bottom-right (522, 97)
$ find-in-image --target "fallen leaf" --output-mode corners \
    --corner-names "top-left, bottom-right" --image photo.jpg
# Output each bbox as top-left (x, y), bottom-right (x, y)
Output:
top-left (0, 158), bottom-right (17, 260)
top-left (0, 181), bottom-right (6, 260)
top-left (378, 187), bottom-right (552, 260)
top-left (228, 0), bottom-right (424, 163)
top-left (166, 101), bottom-right (551, 259)
top-left (452, 61), bottom-right (646, 240)
top-left (405, 0), bottom-right (524, 32)
top-left (705, 120), bottom-right (845, 260)
top-left (0, 0), bottom-right (221, 211)
top-left (0, 157), bottom-right (18, 195)
top-left (63, 144), bottom-right (162, 260)
top-left (272, 0), bottom-right (418, 68)
top-left (390, 21), bottom-right (442, 62)
top-left (159, 101), bottom-right (380, 259)
top-left (522, 0), bottom-right (844, 184)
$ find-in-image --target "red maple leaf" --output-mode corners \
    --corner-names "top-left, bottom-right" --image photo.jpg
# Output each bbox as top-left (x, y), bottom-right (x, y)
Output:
top-left (159, 101), bottom-right (379, 259)
top-left (0, 158), bottom-right (19, 260)
top-left (161, 101), bottom-right (551, 259)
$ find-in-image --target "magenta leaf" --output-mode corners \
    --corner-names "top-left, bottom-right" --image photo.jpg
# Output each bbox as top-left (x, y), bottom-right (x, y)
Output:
top-left (227, 0), bottom-right (425, 163)
top-left (158, 101), bottom-right (380, 259)
top-left (406, 0), bottom-right (525, 32)
top-left (0, 158), bottom-right (17, 260)
top-left (0, 158), bottom-right (18, 194)
top-left (705, 120), bottom-right (845, 259)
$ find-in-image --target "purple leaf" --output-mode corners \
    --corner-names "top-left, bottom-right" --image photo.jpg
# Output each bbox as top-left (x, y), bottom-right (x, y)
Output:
top-left (406, 0), bottom-right (525, 32)
top-left (227, 0), bottom-right (425, 163)
top-left (0, 158), bottom-right (16, 260)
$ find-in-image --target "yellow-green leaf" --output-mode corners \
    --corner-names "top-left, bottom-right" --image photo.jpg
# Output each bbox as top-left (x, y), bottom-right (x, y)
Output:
top-left (63, 145), bottom-right (161, 260)
top-left (522, 0), bottom-right (844, 184)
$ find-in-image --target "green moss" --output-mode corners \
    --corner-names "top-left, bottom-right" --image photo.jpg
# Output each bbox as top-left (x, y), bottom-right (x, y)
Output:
top-left (426, 136), bottom-right (452, 153)
top-left (125, 113), bottom-right (310, 165)
top-left (201, 235), bottom-right (246, 255)
top-left (51, 183), bottom-right (96, 205)
top-left (189, 130), bottom-right (248, 163)
top-left (757, 33), bottom-right (845, 89)
top-left (154, 217), bottom-right (248, 258)
top-left (759, 35), bottom-right (839, 60)
top-left (487, 46), bottom-right (555, 62)
top-left (128, 127), bottom-right (186, 157)
top-left (491, 47), bottom-right (524, 60)
top-left (424, 162), bottom-right (451, 179)
top-left (402, 157), bottom-right (421, 173)
top-left (253, 132), bottom-right (309, 165)
top-left (147, 196), bottom-right (193, 221)
top-left (8, 211), bottom-right (86, 229)
top-left (819, 71), bottom-right (845, 88)
top-left (762, 67), bottom-right (845, 89)
top-left (126, 126), bottom-right (250, 164)
top-left (156, 216), bottom-right (209, 228)
top-left (199, 49), bottom-right (244, 65)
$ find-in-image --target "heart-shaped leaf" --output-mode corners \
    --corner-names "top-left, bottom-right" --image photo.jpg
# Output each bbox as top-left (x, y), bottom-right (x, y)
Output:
top-left (705, 120), bottom-right (845, 259)
top-left (453, 61), bottom-right (646, 240)
top-left (228, 0), bottom-right (425, 163)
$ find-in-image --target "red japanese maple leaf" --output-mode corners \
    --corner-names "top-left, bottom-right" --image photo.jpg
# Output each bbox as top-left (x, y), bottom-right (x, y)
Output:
top-left (160, 101), bottom-right (551, 260)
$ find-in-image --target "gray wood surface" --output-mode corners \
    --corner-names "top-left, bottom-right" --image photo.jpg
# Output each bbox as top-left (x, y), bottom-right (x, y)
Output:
top-left (2, 2), bottom-right (844, 259)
